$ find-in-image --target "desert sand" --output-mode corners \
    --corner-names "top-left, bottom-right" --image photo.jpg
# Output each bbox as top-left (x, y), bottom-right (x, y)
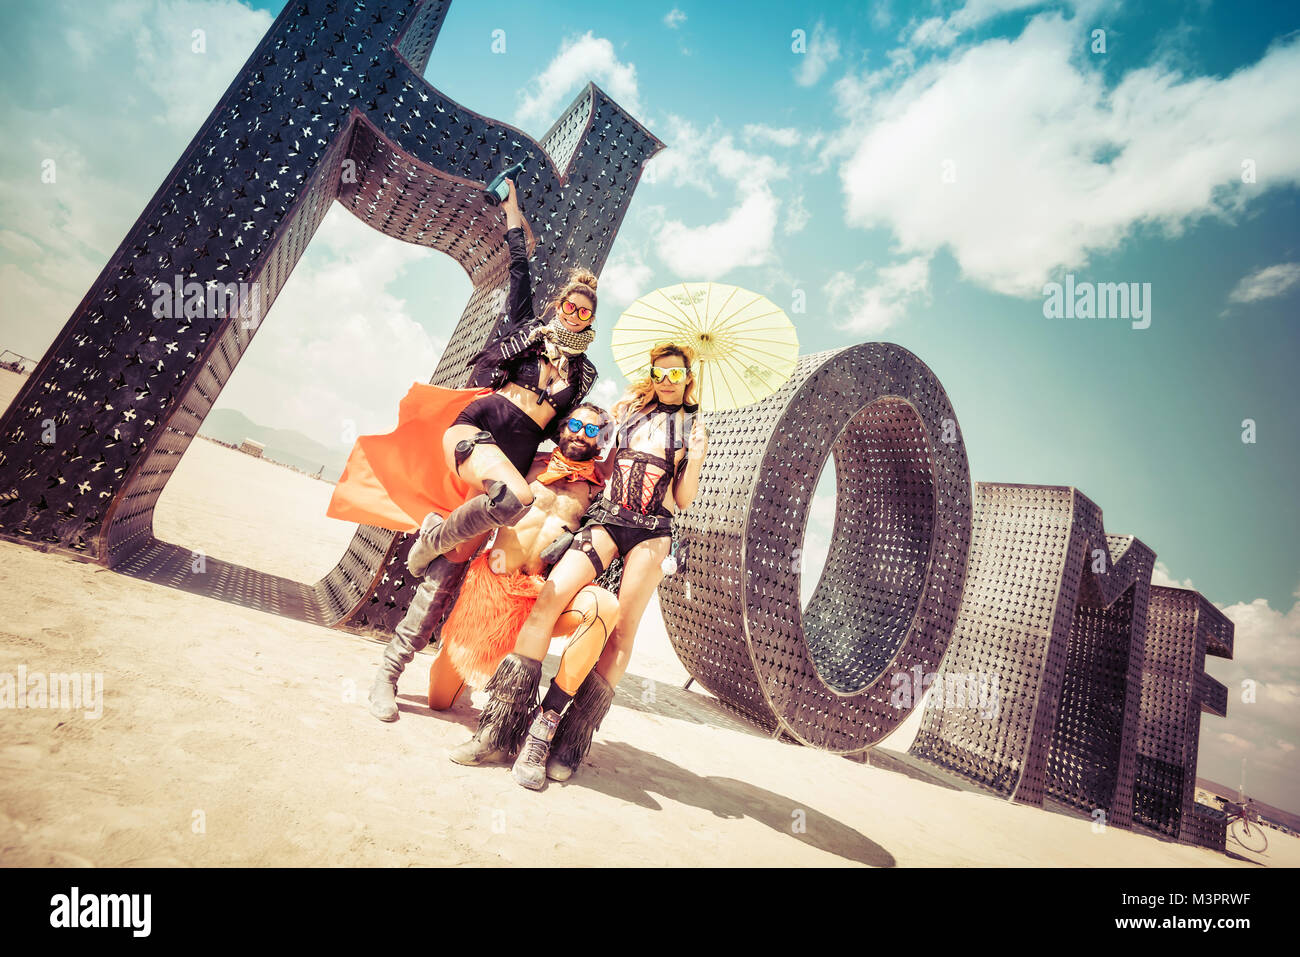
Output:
top-left (0, 415), bottom-right (1294, 866)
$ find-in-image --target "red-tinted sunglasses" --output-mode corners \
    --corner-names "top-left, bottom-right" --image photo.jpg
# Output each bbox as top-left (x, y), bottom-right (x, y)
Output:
top-left (560, 299), bottom-right (593, 322)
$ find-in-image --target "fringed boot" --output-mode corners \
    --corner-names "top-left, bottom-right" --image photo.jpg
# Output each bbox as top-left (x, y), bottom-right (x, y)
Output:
top-left (545, 672), bottom-right (615, 782)
top-left (369, 554), bottom-right (470, 721)
top-left (448, 653), bottom-right (542, 766)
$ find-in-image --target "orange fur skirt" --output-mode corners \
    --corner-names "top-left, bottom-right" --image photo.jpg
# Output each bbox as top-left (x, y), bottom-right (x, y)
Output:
top-left (438, 552), bottom-right (544, 690)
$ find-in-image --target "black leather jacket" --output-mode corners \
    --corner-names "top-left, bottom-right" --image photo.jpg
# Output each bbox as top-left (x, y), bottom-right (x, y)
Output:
top-left (468, 227), bottom-right (598, 425)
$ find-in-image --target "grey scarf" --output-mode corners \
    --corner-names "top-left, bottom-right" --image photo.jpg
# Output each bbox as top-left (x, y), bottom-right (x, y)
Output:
top-left (528, 317), bottom-right (594, 401)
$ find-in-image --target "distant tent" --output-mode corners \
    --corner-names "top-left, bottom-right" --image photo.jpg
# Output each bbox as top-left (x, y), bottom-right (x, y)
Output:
top-left (238, 439), bottom-right (265, 458)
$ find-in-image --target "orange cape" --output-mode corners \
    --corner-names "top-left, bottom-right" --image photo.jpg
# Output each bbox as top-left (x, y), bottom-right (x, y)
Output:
top-left (325, 382), bottom-right (493, 533)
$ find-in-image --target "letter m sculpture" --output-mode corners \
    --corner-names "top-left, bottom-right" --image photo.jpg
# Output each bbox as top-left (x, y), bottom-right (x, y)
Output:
top-left (0, 0), bottom-right (663, 635)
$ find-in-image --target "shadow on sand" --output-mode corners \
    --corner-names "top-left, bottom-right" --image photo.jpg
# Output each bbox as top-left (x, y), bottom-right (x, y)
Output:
top-left (566, 740), bottom-right (895, 866)
top-left (398, 653), bottom-right (770, 740)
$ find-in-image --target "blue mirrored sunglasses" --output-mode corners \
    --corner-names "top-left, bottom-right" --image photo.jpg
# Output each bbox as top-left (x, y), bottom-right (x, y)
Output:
top-left (565, 418), bottom-right (601, 438)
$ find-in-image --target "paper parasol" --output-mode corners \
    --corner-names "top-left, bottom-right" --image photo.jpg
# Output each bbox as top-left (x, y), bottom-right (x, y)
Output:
top-left (610, 282), bottom-right (798, 411)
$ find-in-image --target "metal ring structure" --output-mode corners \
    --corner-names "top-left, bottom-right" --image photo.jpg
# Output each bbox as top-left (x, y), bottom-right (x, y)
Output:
top-left (658, 343), bottom-right (972, 753)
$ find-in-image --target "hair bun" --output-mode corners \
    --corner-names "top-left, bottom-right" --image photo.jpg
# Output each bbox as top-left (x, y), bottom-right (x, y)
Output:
top-left (570, 267), bottom-right (598, 291)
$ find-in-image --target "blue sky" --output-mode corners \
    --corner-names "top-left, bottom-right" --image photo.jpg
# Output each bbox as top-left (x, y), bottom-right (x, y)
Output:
top-left (1, 0), bottom-right (1297, 806)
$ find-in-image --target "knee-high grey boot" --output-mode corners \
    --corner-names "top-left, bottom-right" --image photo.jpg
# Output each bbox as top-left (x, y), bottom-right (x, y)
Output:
top-left (546, 672), bottom-right (616, 782)
top-left (368, 555), bottom-right (470, 721)
top-left (448, 653), bottom-right (542, 765)
top-left (406, 480), bottom-right (529, 575)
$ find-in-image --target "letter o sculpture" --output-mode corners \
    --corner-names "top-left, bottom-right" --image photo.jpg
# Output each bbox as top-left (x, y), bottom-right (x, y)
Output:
top-left (659, 343), bottom-right (972, 753)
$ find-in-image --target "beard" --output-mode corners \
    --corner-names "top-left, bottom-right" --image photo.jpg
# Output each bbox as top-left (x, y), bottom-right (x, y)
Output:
top-left (560, 436), bottom-right (598, 461)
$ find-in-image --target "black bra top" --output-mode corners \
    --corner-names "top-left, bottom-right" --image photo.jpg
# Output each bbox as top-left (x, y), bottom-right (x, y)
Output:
top-left (509, 353), bottom-right (578, 411)
top-left (607, 400), bottom-right (695, 515)
top-left (466, 225), bottom-right (595, 420)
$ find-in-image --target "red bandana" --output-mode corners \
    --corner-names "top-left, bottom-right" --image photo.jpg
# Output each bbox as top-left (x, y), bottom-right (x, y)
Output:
top-left (535, 447), bottom-right (603, 487)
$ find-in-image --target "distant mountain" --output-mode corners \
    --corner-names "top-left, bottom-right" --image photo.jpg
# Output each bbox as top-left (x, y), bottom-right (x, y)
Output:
top-left (199, 408), bottom-right (349, 482)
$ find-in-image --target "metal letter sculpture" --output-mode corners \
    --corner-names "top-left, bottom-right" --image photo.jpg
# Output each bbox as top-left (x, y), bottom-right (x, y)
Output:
top-left (904, 483), bottom-right (1233, 847)
top-left (0, 0), bottom-right (1236, 853)
top-left (908, 484), bottom-right (1155, 826)
top-left (657, 343), bottom-right (973, 753)
top-left (1133, 585), bottom-right (1233, 848)
top-left (0, 0), bottom-right (663, 634)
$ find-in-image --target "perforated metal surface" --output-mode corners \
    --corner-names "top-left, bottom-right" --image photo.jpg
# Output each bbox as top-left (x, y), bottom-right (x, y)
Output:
top-left (908, 484), bottom-right (1154, 826)
top-left (0, 1), bottom-right (1236, 812)
top-left (657, 343), bottom-right (972, 753)
top-left (0, 0), bottom-right (663, 636)
top-left (1132, 585), bottom-right (1234, 847)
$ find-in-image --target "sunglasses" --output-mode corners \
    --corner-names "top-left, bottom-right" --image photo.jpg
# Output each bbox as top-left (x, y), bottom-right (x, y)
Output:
top-left (564, 418), bottom-right (602, 438)
top-left (560, 299), bottom-right (593, 322)
top-left (649, 365), bottom-right (690, 384)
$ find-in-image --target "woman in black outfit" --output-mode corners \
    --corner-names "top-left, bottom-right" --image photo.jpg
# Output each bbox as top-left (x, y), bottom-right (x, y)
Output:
top-left (368, 177), bottom-right (599, 721)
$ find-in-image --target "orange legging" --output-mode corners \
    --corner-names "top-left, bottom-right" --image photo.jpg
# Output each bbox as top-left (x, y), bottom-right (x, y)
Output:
top-left (428, 584), bottom-right (617, 710)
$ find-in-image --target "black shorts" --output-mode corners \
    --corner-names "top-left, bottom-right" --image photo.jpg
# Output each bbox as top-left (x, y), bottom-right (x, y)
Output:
top-left (452, 392), bottom-right (546, 475)
top-left (584, 521), bottom-right (670, 555)
top-left (568, 497), bottom-right (672, 574)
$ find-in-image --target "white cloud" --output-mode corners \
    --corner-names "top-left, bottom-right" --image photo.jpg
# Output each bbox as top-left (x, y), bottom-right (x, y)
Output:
top-left (130, 0), bottom-right (273, 129)
top-left (794, 20), bottom-right (841, 87)
top-left (1216, 732), bottom-right (1255, 752)
top-left (1226, 262), bottom-right (1300, 304)
top-left (829, 14), bottom-right (1300, 297)
top-left (1151, 561), bottom-right (1196, 590)
top-left (742, 124), bottom-right (800, 148)
top-left (1202, 584), bottom-right (1300, 805)
top-left (649, 116), bottom-right (790, 278)
top-left (214, 207), bottom-right (444, 448)
top-left (810, 490), bottom-right (835, 529)
top-left (586, 376), bottom-right (624, 414)
top-left (648, 114), bottom-right (719, 196)
top-left (599, 254), bottom-right (654, 310)
top-left (515, 31), bottom-right (642, 130)
top-left (655, 188), bottom-right (781, 277)
top-left (824, 256), bottom-right (932, 334)
top-left (783, 191), bottom-right (810, 234)
top-left (909, 0), bottom-right (1064, 49)
top-left (708, 136), bottom-right (789, 191)
top-left (664, 8), bottom-right (686, 29)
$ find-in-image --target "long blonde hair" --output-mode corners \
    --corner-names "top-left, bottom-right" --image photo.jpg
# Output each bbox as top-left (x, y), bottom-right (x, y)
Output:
top-left (612, 342), bottom-right (700, 424)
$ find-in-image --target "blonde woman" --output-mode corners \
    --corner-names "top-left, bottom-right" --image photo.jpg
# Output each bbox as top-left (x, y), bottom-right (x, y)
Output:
top-left (449, 343), bottom-right (709, 788)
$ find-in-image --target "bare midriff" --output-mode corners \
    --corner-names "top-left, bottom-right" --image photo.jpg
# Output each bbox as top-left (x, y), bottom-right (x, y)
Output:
top-left (496, 378), bottom-right (559, 429)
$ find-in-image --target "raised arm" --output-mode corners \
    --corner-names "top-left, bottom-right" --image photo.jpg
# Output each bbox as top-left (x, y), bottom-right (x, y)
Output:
top-left (500, 179), bottom-right (536, 335)
top-left (468, 180), bottom-right (544, 379)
